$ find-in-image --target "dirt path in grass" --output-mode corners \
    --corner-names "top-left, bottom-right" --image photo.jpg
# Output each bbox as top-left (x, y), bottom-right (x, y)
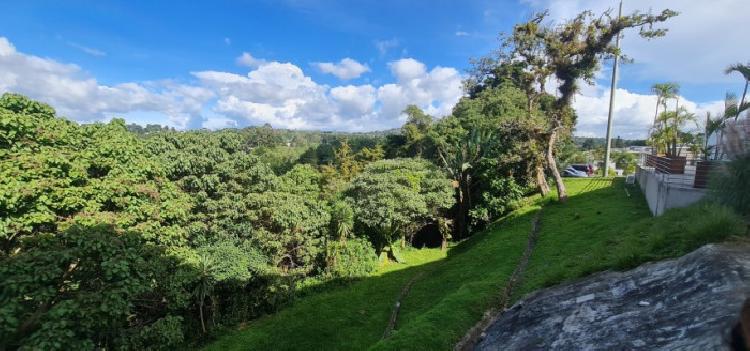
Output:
top-left (454, 208), bottom-right (545, 351)
top-left (382, 271), bottom-right (427, 339)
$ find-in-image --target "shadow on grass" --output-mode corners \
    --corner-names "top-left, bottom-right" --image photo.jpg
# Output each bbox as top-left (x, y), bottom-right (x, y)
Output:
top-left (203, 180), bottom-right (611, 351)
top-left (204, 177), bottom-right (746, 351)
top-left (204, 203), bottom-right (544, 351)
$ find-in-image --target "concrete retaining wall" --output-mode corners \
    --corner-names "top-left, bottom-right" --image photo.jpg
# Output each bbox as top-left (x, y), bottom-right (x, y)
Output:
top-left (636, 166), bottom-right (707, 216)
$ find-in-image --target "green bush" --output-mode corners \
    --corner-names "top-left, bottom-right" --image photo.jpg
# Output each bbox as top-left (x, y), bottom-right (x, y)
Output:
top-left (469, 177), bottom-right (525, 228)
top-left (346, 158), bottom-right (454, 252)
top-left (0, 225), bottom-right (187, 350)
top-left (115, 316), bottom-right (185, 351)
top-left (325, 237), bottom-right (379, 279)
top-left (710, 153), bottom-right (750, 217)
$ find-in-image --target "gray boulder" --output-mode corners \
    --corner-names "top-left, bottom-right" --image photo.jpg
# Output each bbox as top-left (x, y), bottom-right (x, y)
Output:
top-left (476, 244), bottom-right (750, 350)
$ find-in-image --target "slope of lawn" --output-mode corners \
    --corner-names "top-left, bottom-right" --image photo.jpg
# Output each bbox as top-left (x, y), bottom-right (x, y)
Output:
top-left (205, 178), bottom-right (746, 351)
top-left (512, 177), bottom-right (747, 301)
top-left (204, 202), bottom-right (541, 351)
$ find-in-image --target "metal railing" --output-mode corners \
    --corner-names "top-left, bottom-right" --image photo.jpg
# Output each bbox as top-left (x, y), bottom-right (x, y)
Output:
top-left (637, 153), bottom-right (723, 189)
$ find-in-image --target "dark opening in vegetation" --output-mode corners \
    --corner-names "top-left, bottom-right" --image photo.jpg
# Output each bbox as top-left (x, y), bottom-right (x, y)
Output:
top-left (411, 222), bottom-right (443, 248)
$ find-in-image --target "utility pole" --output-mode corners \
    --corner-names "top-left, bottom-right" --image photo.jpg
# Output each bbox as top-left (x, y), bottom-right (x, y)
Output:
top-left (604, 0), bottom-right (622, 177)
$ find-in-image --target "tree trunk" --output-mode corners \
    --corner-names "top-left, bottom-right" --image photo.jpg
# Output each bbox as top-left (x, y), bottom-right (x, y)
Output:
top-left (199, 298), bottom-right (206, 333)
top-left (737, 80), bottom-right (748, 121)
top-left (464, 174), bottom-right (472, 219)
top-left (454, 176), bottom-right (470, 240)
top-left (527, 97), bottom-right (535, 120)
top-left (535, 164), bottom-right (550, 196)
top-left (528, 96), bottom-right (550, 197)
top-left (211, 296), bottom-right (217, 329)
top-left (545, 130), bottom-right (567, 202)
top-left (704, 113), bottom-right (710, 160)
top-left (653, 97), bottom-right (660, 124)
top-left (454, 201), bottom-right (466, 240)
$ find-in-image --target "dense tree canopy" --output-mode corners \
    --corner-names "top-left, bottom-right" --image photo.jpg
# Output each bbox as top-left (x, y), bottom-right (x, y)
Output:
top-left (0, 6), bottom-right (681, 350)
top-left (347, 158), bottom-right (454, 255)
top-left (0, 94), bottom-right (458, 349)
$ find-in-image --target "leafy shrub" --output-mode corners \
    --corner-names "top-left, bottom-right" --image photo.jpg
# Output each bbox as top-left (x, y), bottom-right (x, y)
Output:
top-left (325, 237), bottom-right (379, 279)
top-left (0, 225), bottom-right (186, 350)
top-left (469, 177), bottom-right (525, 228)
top-left (197, 242), bottom-right (254, 282)
top-left (347, 158), bottom-right (454, 252)
top-left (647, 202), bottom-right (744, 253)
top-left (710, 153), bottom-right (750, 217)
top-left (115, 316), bottom-right (185, 351)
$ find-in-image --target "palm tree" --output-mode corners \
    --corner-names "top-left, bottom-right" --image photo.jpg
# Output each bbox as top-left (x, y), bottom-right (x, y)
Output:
top-left (331, 200), bottom-right (354, 243)
top-left (648, 127), bottom-right (669, 155)
top-left (650, 83), bottom-right (680, 147)
top-left (725, 63), bottom-right (750, 120)
top-left (701, 112), bottom-right (725, 160)
top-left (436, 128), bottom-right (492, 240)
top-left (715, 93), bottom-right (750, 159)
top-left (194, 255), bottom-right (215, 333)
top-left (656, 107), bottom-right (695, 156)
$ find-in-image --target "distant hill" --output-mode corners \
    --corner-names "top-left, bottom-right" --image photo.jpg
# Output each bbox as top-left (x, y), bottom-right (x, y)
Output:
top-left (573, 136), bottom-right (647, 150)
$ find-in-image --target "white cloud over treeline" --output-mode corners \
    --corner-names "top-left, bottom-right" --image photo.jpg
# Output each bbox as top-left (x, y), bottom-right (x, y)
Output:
top-left (0, 37), bottom-right (463, 131)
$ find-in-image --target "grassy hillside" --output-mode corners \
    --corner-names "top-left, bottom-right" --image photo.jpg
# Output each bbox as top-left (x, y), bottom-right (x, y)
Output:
top-left (205, 178), bottom-right (746, 350)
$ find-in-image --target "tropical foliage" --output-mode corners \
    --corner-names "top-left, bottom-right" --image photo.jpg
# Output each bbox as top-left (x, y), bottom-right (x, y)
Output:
top-left (0, 94), bottom-right (456, 349)
top-left (0, 5), bottom-right (685, 350)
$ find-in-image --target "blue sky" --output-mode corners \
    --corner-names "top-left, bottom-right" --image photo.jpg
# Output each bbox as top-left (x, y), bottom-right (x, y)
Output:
top-left (0, 0), bottom-right (748, 137)
top-left (0, 1), bottom-right (522, 85)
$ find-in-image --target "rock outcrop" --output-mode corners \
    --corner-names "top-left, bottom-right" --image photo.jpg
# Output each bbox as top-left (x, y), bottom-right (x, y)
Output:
top-left (475, 244), bottom-right (750, 350)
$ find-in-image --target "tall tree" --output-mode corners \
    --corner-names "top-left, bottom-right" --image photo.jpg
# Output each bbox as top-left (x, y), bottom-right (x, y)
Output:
top-left (346, 159), bottom-right (454, 257)
top-left (725, 63), bottom-right (750, 120)
top-left (479, 8), bottom-right (677, 202)
top-left (654, 107), bottom-right (696, 156)
top-left (400, 105), bottom-right (434, 157)
top-left (435, 129), bottom-right (493, 239)
top-left (194, 255), bottom-right (215, 333)
top-left (714, 92), bottom-right (750, 159)
top-left (466, 53), bottom-right (554, 196)
top-left (650, 82), bottom-right (680, 138)
top-left (334, 139), bottom-right (360, 180)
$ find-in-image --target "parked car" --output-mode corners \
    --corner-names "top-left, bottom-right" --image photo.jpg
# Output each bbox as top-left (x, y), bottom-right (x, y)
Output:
top-left (570, 163), bottom-right (594, 176)
top-left (563, 166), bottom-right (588, 177)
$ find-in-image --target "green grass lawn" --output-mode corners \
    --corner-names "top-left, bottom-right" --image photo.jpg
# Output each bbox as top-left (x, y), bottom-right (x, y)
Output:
top-left (205, 178), bottom-right (746, 351)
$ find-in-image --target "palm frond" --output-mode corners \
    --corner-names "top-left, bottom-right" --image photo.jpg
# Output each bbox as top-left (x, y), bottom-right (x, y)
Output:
top-left (725, 63), bottom-right (750, 81)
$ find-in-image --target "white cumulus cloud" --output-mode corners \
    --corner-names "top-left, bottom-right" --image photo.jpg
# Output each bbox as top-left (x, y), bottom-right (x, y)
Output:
top-left (572, 84), bottom-right (725, 139)
top-left (314, 58), bottom-right (370, 80)
top-left (0, 37), bottom-right (212, 128)
top-left (0, 36), bottom-right (465, 131)
top-left (378, 58), bottom-right (463, 122)
top-left (194, 57), bottom-right (463, 131)
top-left (235, 52), bottom-right (267, 68)
top-left (193, 62), bottom-right (336, 129)
top-left (330, 85), bottom-right (377, 116)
